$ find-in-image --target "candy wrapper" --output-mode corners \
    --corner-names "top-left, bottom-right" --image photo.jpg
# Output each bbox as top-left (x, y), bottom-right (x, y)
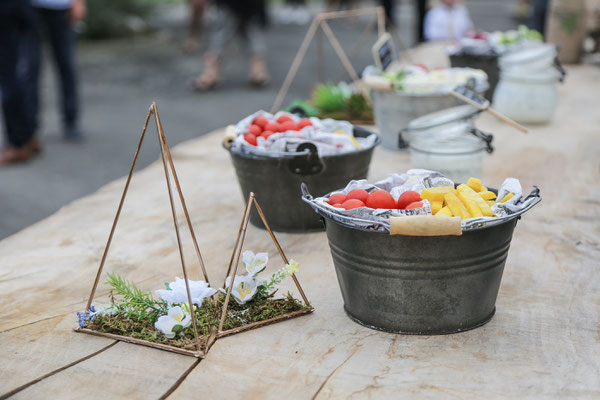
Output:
top-left (303, 169), bottom-right (541, 232)
top-left (230, 110), bottom-right (377, 158)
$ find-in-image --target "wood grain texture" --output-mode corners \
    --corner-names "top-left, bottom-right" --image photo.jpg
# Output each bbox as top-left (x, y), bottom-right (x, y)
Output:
top-left (0, 66), bottom-right (599, 399)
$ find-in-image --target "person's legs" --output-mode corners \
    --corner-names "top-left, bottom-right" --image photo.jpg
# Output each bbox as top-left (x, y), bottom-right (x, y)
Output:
top-left (381, 0), bottom-right (395, 26)
top-left (183, 0), bottom-right (205, 54)
top-left (37, 7), bottom-right (80, 138)
top-left (245, 21), bottom-right (269, 87)
top-left (193, 5), bottom-right (238, 90)
top-left (416, 0), bottom-right (427, 43)
top-left (0, 1), bottom-right (39, 162)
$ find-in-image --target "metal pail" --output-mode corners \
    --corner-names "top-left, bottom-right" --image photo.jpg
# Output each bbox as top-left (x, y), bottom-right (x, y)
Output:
top-left (323, 217), bottom-right (516, 334)
top-left (303, 186), bottom-right (541, 334)
top-left (225, 127), bottom-right (380, 232)
top-left (371, 91), bottom-right (464, 150)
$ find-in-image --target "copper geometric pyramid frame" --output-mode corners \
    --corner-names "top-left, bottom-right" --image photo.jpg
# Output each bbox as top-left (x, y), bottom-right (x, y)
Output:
top-left (75, 103), bottom-right (312, 358)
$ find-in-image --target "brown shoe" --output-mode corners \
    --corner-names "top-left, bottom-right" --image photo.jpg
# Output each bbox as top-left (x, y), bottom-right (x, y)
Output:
top-left (0, 140), bottom-right (40, 166)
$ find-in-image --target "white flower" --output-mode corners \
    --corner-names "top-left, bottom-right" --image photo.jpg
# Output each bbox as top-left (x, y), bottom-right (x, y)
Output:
top-left (223, 275), bottom-right (259, 304)
top-left (154, 306), bottom-right (192, 339)
top-left (283, 259), bottom-right (300, 276)
top-left (156, 277), bottom-right (216, 306)
top-left (242, 250), bottom-right (268, 276)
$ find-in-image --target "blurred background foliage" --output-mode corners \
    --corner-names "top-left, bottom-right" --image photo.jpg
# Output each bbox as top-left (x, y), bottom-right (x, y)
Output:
top-left (83, 0), bottom-right (165, 39)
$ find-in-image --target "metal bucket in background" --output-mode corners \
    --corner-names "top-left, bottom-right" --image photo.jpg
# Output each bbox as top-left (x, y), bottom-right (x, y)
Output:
top-left (225, 127), bottom-right (380, 232)
top-left (371, 90), bottom-right (464, 150)
top-left (450, 53), bottom-right (500, 101)
top-left (303, 188), bottom-right (542, 334)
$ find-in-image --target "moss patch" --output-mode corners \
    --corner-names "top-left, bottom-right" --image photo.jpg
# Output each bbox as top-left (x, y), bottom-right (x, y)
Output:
top-left (86, 293), bottom-right (309, 350)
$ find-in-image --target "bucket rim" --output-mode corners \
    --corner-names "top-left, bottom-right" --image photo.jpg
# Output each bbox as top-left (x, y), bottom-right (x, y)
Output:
top-left (223, 128), bottom-right (381, 161)
top-left (301, 186), bottom-right (541, 235)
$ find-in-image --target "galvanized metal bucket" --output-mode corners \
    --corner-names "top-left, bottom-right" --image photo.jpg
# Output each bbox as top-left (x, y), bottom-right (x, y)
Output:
top-left (371, 90), bottom-right (465, 150)
top-left (303, 187), bottom-right (541, 334)
top-left (225, 127), bottom-right (380, 232)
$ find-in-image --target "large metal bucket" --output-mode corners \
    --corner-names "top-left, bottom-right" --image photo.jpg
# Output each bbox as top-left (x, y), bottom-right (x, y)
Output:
top-left (322, 217), bottom-right (516, 334)
top-left (303, 186), bottom-right (541, 334)
top-left (225, 127), bottom-right (380, 232)
top-left (371, 91), bottom-right (463, 150)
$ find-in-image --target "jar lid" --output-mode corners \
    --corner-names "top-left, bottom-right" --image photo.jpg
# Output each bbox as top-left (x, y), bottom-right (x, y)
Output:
top-left (410, 134), bottom-right (486, 155)
top-left (407, 105), bottom-right (482, 132)
top-left (501, 67), bottom-right (560, 83)
top-left (499, 43), bottom-right (556, 69)
top-left (410, 127), bottom-right (494, 155)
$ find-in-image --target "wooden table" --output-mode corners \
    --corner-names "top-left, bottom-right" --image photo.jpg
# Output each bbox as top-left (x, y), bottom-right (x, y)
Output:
top-left (1, 66), bottom-right (599, 399)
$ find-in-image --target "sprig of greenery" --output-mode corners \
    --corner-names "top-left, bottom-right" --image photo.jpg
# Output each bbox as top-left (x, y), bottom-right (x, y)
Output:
top-left (105, 272), bottom-right (168, 323)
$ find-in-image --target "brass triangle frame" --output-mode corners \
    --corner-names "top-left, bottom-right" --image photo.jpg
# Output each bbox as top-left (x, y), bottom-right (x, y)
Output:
top-left (76, 103), bottom-right (313, 358)
top-left (217, 192), bottom-right (313, 338)
top-left (77, 103), bottom-right (210, 357)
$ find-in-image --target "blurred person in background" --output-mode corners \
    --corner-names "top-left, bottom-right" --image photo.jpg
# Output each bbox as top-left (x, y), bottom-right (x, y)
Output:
top-left (380, 0), bottom-right (396, 27)
top-left (424, 0), bottom-right (473, 41)
top-left (528, 0), bottom-right (549, 36)
top-left (183, 0), bottom-right (207, 54)
top-left (278, 0), bottom-right (311, 25)
top-left (0, 0), bottom-right (41, 165)
top-left (416, 0), bottom-right (428, 42)
top-left (192, 0), bottom-right (269, 90)
top-left (327, 0), bottom-right (360, 12)
top-left (31, 0), bottom-right (85, 141)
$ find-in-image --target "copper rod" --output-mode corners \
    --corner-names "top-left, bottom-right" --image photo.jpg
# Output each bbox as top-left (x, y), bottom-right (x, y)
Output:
top-left (217, 308), bottom-right (313, 338)
top-left (222, 207), bottom-right (247, 289)
top-left (85, 107), bottom-right (153, 312)
top-left (319, 19), bottom-right (372, 108)
top-left (376, 6), bottom-right (385, 37)
top-left (252, 198), bottom-right (310, 306)
top-left (152, 104), bottom-right (211, 283)
top-left (271, 17), bottom-right (320, 113)
top-left (153, 107), bottom-right (202, 352)
top-left (317, 26), bottom-right (325, 84)
top-left (315, 7), bottom-right (384, 20)
top-left (218, 193), bottom-right (254, 332)
top-left (337, 16), bottom-right (377, 82)
top-left (75, 328), bottom-right (203, 358)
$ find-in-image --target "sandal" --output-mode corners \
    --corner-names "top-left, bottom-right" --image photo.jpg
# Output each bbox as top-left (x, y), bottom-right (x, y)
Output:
top-left (249, 55), bottom-right (270, 88)
top-left (192, 54), bottom-right (220, 91)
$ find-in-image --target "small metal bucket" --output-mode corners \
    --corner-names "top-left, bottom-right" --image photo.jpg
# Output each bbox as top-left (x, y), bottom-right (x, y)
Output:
top-left (303, 188), bottom-right (541, 334)
top-left (224, 127), bottom-right (380, 232)
top-left (371, 90), bottom-right (462, 150)
top-left (450, 53), bottom-right (500, 101)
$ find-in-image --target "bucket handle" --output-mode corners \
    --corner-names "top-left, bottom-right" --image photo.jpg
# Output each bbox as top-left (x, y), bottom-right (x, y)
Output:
top-left (289, 143), bottom-right (324, 175)
top-left (553, 56), bottom-right (567, 83)
top-left (470, 128), bottom-right (494, 153)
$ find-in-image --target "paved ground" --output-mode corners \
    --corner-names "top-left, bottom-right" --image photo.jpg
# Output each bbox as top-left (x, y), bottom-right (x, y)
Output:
top-left (0, 0), bottom-right (518, 239)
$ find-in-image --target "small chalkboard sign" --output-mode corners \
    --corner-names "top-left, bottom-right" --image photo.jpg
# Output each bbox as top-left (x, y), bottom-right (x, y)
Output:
top-left (372, 33), bottom-right (394, 72)
top-left (451, 84), bottom-right (528, 134)
top-left (451, 84), bottom-right (489, 109)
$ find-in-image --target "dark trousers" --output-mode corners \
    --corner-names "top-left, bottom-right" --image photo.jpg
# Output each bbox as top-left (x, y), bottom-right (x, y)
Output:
top-left (32, 7), bottom-right (80, 130)
top-left (380, 0), bottom-right (395, 26)
top-left (0, 1), bottom-right (38, 148)
top-left (416, 0), bottom-right (427, 43)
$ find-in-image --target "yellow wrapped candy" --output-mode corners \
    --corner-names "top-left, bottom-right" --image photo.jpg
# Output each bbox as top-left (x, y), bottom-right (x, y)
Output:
top-left (478, 190), bottom-right (497, 200)
top-left (467, 177), bottom-right (487, 192)
top-left (421, 186), bottom-right (454, 202)
top-left (500, 193), bottom-right (514, 203)
top-left (457, 190), bottom-right (483, 217)
top-left (431, 200), bottom-right (443, 214)
top-left (444, 192), bottom-right (471, 219)
top-left (435, 206), bottom-right (452, 216)
top-left (457, 184), bottom-right (493, 217)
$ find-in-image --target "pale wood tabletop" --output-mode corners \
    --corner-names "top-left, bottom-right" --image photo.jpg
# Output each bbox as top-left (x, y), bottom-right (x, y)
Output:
top-left (1, 66), bottom-right (599, 399)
